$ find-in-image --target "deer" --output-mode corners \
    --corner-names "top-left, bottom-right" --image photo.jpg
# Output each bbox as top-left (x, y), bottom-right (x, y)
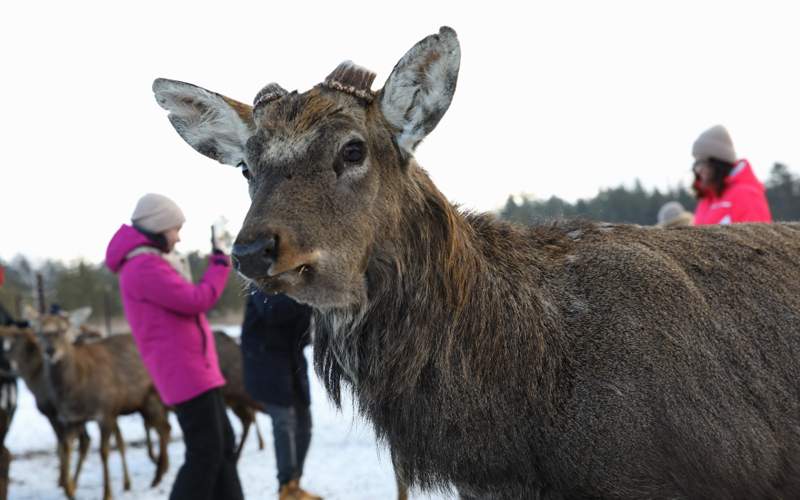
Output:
top-left (31, 309), bottom-right (171, 500)
top-left (5, 323), bottom-right (93, 499)
top-left (152, 26), bottom-right (800, 499)
top-left (213, 329), bottom-right (266, 459)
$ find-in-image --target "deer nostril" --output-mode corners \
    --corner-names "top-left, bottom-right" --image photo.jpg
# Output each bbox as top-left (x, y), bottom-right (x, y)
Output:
top-left (263, 235), bottom-right (277, 258)
top-left (231, 235), bottom-right (279, 277)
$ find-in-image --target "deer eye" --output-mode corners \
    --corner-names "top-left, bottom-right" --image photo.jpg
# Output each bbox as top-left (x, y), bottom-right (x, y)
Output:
top-left (341, 140), bottom-right (365, 164)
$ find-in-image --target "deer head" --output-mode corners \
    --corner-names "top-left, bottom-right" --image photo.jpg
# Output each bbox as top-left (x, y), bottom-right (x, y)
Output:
top-left (154, 27), bottom-right (460, 308)
top-left (31, 307), bottom-right (92, 363)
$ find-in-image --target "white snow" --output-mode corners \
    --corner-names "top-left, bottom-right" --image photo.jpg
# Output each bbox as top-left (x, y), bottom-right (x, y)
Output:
top-left (5, 326), bottom-right (453, 500)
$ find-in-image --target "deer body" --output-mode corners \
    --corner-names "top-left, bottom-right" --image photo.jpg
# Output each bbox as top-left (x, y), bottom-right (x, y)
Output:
top-left (40, 327), bottom-right (170, 500)
top-left (154, 27), bottom-right (800, 499)
top-left (8, 331), bottom-right (92, 497)
top-left (320, 212), bottom-right (800, 498)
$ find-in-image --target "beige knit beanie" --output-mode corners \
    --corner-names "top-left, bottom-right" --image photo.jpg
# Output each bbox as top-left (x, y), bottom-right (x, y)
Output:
top-left (131, 193), bottom-right (186, 233)
top-left (692, 125), bottom-right (737, 164)
top-left (657, 201), bottom-right (693, 228)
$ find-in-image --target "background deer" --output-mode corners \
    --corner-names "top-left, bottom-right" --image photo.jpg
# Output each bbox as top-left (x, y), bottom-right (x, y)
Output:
top-left (6, 324), bottom-right (92, 499)
top-left (213, 329), bottom-right (266, 459)
top-left (33, 309), bottom-right (171, 500)
top-left (153, 27), bottom-right (800, 499)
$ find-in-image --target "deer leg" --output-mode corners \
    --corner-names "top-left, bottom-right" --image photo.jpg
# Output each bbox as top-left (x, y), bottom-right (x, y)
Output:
top-left (233, 406), bottom-right (252, 462)
top-left (144, 421), bottom-right (157, 464)
top-left (0, 446), bottom-right (9, 500)
top-left (50, 418), bottom-right (67, 489)
top-left (152, 419), bottom-right (170, 487)
top-left (99, 422), bottom-right (113, 500)
top-left (71, 425), bottom-right (90, 488)
top-left (396, 472), bottom-right (409, 500)
top-left (55, 436), bottom-right (66, 489)
top-left (59, 430), bottom-right (76, 499)
top-left (143, 397), bottom-right (170, 488)
top-left (254, 414), bottom-right (265, 451)
top-left (113, 423), bottom-right (131, 491)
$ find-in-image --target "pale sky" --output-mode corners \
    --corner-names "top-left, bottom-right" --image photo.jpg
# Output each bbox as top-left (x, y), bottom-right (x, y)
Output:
top-left (2, 1), bottom-right (799, 264)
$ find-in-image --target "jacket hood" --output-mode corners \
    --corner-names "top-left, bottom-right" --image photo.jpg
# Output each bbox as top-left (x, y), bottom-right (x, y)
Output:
top-left (105, 224), bottom-right (156, 273)
top-left (724, 159), bottom-right (763, 191)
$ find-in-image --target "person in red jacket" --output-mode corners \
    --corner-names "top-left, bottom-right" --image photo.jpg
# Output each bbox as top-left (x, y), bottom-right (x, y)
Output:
top-left (105, 193), bottom-right (243, 500)
top-left (691, 125), bottom-right (772, 225)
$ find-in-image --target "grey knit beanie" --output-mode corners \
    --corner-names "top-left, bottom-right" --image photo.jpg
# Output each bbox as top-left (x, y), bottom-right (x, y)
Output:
top-left (131, 193), bottom-right (186, 233)
top-left (657, 201), bottom-right (693, 227)
top-left (692, 125), bottom-right (737, 164)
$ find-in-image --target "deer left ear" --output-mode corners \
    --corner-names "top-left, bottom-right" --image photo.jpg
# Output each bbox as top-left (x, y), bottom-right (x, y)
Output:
top-left (68, 307), bottom-right (92, 330)
top-left (22, 304), bottom-right (40, 328)
top-left (153, 78), bottom-right (255, 168)
top-left (379, 26), bottom-right (461, 154)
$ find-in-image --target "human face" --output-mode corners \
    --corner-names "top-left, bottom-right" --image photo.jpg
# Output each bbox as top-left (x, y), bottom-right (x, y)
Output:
top-left (163, 226), bottom-right (182, 253)
top-left (693, 161), bottom-right (714, 189)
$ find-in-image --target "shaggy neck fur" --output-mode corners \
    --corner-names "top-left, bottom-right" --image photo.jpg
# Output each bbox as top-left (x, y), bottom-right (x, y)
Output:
top-left (314, 163), bottom-right (570, 493)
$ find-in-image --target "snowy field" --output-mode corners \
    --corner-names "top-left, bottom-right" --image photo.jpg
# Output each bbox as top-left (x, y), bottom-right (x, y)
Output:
top-left (5, 326), bottom-right (453, 500)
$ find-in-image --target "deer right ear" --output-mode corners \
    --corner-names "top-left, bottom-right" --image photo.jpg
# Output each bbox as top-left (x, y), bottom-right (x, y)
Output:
top-left (379, 26), bottom-right (461, 155)
top-left (152, 78), bottom-right (255, 168)
top-left (22, 304), bottom-right (40, 327)
top-left (68, 307), bottom-right (92, 329)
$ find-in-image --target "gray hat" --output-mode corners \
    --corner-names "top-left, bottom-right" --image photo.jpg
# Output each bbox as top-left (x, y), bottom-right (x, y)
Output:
top-left (657, 201), bottom-right (693, 228)
top-left (131, 193), bottom-right (186, 233)
top-left (692, 125), bottom-right (737, 164)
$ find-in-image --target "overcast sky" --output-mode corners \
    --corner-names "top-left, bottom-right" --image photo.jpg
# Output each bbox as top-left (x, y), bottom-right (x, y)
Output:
top-left (2, 1), bottom-right (799, 264)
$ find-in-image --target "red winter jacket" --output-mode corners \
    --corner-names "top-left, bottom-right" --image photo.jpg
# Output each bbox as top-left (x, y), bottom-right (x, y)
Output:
top-left (105, 224), bottom-right (230, 405)
top-left (693, 159), bottom-right (772, 225)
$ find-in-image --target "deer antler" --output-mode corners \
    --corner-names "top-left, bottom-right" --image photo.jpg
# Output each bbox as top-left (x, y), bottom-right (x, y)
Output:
top-left (253, 83), bottom-right (288, 110)
top-left (322, 61), bottom-right (376, 102)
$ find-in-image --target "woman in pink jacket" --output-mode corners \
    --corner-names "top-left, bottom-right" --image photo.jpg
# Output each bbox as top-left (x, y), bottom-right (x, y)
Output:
top-left (691, 125), bottom-right (772, 225)
top-left (105, 193), bottom-right (243, 500)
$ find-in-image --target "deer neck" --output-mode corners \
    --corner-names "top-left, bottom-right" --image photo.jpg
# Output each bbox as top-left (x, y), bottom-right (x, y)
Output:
top-left (316, 164), bottom-right (559, 403)
top-left (43, 341), bottom-right (80, 397)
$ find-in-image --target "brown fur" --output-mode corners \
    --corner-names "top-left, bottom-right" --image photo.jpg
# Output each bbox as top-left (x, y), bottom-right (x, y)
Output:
top-left (7, 328), bottom-right (93, 497)
top-left (153, 27), bottom-right (800, 499)
top-left (36, 317), bottom-right (170, 500)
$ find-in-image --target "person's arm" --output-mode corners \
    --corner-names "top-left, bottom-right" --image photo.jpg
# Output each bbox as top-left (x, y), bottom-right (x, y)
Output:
top-left (132, 253), bottom-right (231, 315)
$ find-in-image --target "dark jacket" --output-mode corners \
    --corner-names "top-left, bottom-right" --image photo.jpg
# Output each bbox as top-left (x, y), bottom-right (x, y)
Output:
top-left (241, 291), bottom-right (312, 407)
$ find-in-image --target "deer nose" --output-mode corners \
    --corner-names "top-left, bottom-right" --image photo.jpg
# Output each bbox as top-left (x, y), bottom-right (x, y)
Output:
top-left (45, 345), bottom-right (56, 358)
top-left (231, 236), bottom-right (277, 277)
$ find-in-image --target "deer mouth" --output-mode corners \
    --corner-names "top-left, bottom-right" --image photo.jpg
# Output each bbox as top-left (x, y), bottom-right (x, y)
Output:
top-left (257, 264), bottom-right (315, 293)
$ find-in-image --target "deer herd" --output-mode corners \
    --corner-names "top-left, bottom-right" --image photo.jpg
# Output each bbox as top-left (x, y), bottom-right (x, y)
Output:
top-left (0, 309), bottom-right (263, 500)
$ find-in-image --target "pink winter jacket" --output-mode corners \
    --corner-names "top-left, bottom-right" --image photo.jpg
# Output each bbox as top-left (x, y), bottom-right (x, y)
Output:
top-left (694, 159), bottom-right (772, 226)
top-left (105, 224), bottom-right (231, 405)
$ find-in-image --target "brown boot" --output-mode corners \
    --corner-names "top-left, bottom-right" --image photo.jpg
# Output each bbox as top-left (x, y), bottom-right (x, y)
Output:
top-left (278, 481), bottom-right (300, 500)
top-left (289, 479), bottom-right (323, 500)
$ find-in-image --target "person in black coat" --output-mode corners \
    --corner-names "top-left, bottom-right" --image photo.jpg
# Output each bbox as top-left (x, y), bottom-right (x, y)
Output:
top-left (241, 290), bottom-right (322, 500)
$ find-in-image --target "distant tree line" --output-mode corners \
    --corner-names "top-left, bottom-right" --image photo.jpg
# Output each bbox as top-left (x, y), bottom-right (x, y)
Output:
top-left (0, 251), bottom-right (247, 326)
top-left (500, 163), bottom-right (800, 225)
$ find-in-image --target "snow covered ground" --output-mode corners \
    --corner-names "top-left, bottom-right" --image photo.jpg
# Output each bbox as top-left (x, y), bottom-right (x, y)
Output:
top-left (5, 326), bottom-right (453, 500)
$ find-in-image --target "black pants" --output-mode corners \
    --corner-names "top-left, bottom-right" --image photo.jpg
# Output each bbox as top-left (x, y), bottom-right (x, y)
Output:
top-left (169, 388), bottom-right (244, 500)
top-left (263, 401), bottom-right (312, 487)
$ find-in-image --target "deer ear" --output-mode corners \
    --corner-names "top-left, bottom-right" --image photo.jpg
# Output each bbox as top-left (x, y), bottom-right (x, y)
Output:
top-left (68, 307), bottom-right (92, 330)
top-left (153, 78), bottom-right (255, 168)
top-left (22, 304), bottom-right (40, 327)
top-left (379, 26), bottom-right (460, 154)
